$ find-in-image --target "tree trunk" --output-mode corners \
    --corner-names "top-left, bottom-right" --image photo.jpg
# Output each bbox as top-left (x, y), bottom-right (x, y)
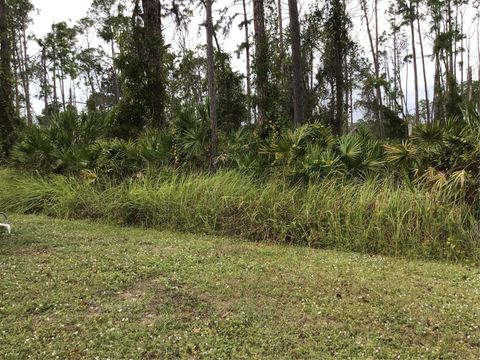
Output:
top-left (253, 0), bottom-right (268, 126)
top-left (41, 47), bottom-right (49, 118)
top-left (52, 40), bottom-right (58, 109)
top-left (288, 0), bottom-right (305, 126)
top-left (409, 1), bottom-right (419, 123)
top-left (142, 0), bottom-right (166, 128)
top-left (467, 66), bottom-right (472, 103)
top-left (60, 61), bottom-right (66, 111)
top-left (21, 30), bottom-right (32, 125)
top-left (242, 0), bottom-right (252, 124)
top-left (278, 0), bottom-right (284, 57)
top-left (0, 0), bottom-right (17, 156)
top-left (12, 33), bottom-right (20, 118)
top-left (360, 0), bottom-right (384, 137)
top-left (416, 10), bottom-right (430, 124)
top-left (331, 0), bottom-right (345, 135)
top-left (205, 0), bottom-right (217, 172)
top-left (111, 39), bottom-right (120, 103)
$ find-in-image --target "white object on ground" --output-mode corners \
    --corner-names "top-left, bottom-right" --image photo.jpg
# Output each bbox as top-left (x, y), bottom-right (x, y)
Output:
top-left (0, 213), bottom-right (11, 234)
top-left (0, 223), bottom-right (10, 234)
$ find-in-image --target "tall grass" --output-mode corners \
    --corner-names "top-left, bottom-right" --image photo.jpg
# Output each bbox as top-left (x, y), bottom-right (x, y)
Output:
top-left (0, 169), bottom-right (477, 262)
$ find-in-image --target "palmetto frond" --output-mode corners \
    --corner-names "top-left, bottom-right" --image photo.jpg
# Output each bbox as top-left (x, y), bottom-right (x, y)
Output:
top-left (384, 140), bottom-right (419, 169)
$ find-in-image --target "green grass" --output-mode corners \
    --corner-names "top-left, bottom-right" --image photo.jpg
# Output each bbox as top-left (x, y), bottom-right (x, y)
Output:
top-left (1, 214), bottom-right (479, 359)
top-left (0, 169), bottom-right (478, 262)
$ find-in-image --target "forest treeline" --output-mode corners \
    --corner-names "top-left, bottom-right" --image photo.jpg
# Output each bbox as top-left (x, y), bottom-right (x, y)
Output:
top-left (0, 0), bottom-right (479, 187)
top-left (1, 0), bottom-right (479, 143)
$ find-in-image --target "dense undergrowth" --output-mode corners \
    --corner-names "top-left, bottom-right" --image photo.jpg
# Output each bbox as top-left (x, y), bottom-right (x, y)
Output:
top-left (4, 109), bottom-right (480, 263)
top-left (0, 169), bottom-right (477, 262)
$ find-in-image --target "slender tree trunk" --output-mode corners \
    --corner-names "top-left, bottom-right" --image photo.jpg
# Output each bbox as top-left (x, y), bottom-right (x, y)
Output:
top-left (278, 0), bottom-right (286, 94)
top-left (416, 10), bottom-right (430, 124)
top-left (433, 55), bottom-right (443, 122)
top-left (360, 0), bottom-right (384, 137)
top-left (310, 48), bottom-right (314, 91)
top-left (253, 0), bottom-right (268, 126)
top-left (278, 0), bottom-right (284, 57)
top-left (111, 39), bottom-right (120, 103)
top-left (205, 0), bottom-right (217, 172)
top-left (447, 0), bottom-right (454, 79)
top-left (41, 47), bottom-right (49, 118)
top-left (59, 62), bottom-right (66, 111)
top-left (460, 12), bottom-right (464, 92)
top-left (345, 55), bottom-right (350, 129)
top-left (374, 0), bottom-right (385, 137)
top-left (409, 1), bottom-right (419, 123)
top-left (350, 82), bottom-right (354, 126)
top-left (12, 33), bottom-right (20, 118)
top-left (21, 31), bottom-right (32, 125)
top-left (242, 0), bottom-right (252, 124)
top-left (288, 0), bottom-right (305, 126)
top-left (52, 42), bottom-right (58, 109)
top-left (467, 66), bottom-right (472, 103)
top-left (404, 47), bottom-right (409, 116)
top-left (477, 19), bottom-right (480, 112)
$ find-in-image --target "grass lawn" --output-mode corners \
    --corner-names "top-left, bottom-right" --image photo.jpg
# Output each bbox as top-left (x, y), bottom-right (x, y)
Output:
top-left (0, 215), bottom-right (479, 359)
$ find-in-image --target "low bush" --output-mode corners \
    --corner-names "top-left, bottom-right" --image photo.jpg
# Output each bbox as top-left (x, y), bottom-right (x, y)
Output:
top-left (0, 169), bottom-right (477, 262)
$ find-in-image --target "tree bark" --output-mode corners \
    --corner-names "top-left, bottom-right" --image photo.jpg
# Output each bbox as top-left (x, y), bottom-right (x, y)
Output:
top-left (416, 9), bottom-right (430, 124)
top-left (142, 0), bottom-right (166, 128)
top-left (288, 0), bottom-right (305, 126)
top-left (253, 0), bottom-right (268, 126)
top-left (360, 0), bottom-right (384, 137)
top-left (21, 30), bottom-right (32, 125)
top-left (409, 0), bottom-right (419, 123)
top-left (12, 32), bottom-right (20, 118)
top-left (111, 39), bottom-right (120, 103)
top-left (41, 47), bottom-right (49, 118)
top-left (52, 37), bottom-right (58, 109)
top-left (242, 0), bottom-right (252, 124)
top-left (205, 0), bottom-right (217, 172)
top-left (278, 0), bottom-right (284, 57)
top-left (0, 0), bottom-right (17, 155)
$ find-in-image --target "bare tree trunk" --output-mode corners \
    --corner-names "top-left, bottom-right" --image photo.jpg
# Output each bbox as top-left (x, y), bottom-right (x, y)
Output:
top-left (12, 33), bottom-right (20, 118)
top-left (52, 38), bottom-right (58, 110)
top-left (416, 9), bottom-right (430, 124)
top-left (242, 0), bottom-right (252, 124)
top-left (404, 47), bottom-right (410, 116)
top-left (21, 31), bottom-right (32, 125)
top-left (467, 66), bottom-right (472, 103)
top-left (350, 83), bottom-right (354, 126)
top-left (142, 0), bottom-right (166, 128)
top-left (360, 0), bottom-right (384, 137)
top-left (253, 0), bottom-right (268, 126)
top-left (477, 19), bottom-right (480, 112)
top-left (0, 0), bottom-right (8, 76)
top-left (0, 0), bottom-right (18, 155)
top-left (41, 47), bottom-right (49, 118)
top-left (288, 0), bottom-right (305, 126)
top-left (278, 0), bottom-right (284, 57)
top-left (59, 61), bottom-right (66, 111)
top-left (409, 1), bottom-right (419, 123)
top-left (460, 11), bottom-right (464, 92)
top-left (205, 0), bottom-right (217, 172)
top-left (111, 39), bottom-right (120, 103)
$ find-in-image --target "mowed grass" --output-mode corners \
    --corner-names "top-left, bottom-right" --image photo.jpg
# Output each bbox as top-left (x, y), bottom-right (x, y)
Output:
top-left (0, 215), bottom-right (479, 359)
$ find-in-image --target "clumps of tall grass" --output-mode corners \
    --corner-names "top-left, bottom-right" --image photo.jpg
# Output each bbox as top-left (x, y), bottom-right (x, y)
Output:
top-left (0, 169), bottom-right (477, 262)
